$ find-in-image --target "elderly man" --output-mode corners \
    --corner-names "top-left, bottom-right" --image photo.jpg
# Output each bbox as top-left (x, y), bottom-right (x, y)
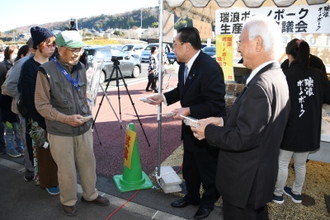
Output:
top-left (35, 31), bottom-right (109, 216)
top-left (191, 16), bottom-right (291, 220)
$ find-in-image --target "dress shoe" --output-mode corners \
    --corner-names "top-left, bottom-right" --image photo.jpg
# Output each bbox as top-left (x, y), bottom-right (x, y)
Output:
top-left (194, 207), bottom-right (213, 219)
top-left (62, 205), bottom-right (77, 216)
top-left (81, 195), bottom-right (109, 206)
top-left (145, 89), bottom-right (152, 92)
top-left (171, 198), bottom-right (198, 208)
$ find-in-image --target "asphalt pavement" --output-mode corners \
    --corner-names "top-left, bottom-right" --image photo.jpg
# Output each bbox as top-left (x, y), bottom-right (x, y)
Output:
top-left (0, 156), bottom-right (224, 220)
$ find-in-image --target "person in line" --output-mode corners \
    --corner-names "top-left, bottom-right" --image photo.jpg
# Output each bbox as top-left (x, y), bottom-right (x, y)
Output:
top-left (272, 40), bottom-right (330, 204)
top-left (19, 26), bottom-right (59, 194)
top-left (0, 45), bottom-right (23, 158)
top-left (146, 46), bottom-right (158, 92)
top-left (1, 38), bottom-right (35, 180)
top-left (146, 27), bottom-right (226, 219)
top-left (281, 38), bottom-right (327, 77)
top-left (191, 16), bottom-right (291, 220)
top-left (35, 30), bottom-right (109, 216)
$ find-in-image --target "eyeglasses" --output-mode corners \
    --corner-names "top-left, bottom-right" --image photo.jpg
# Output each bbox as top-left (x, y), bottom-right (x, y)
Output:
top-left (66, 47), bottom-right (84, 54)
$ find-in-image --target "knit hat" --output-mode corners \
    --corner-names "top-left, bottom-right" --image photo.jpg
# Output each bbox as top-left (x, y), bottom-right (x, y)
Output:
top-left (55, 31), bottom-right (86, 48)
top-left (30, 26), bottom-right (54, 49)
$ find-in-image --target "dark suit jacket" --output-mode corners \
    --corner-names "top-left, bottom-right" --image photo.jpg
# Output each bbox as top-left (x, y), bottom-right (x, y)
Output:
top-left (205, 62), bottom-right (291, 209)
top-left (164, 51), bottom-right (226, 152)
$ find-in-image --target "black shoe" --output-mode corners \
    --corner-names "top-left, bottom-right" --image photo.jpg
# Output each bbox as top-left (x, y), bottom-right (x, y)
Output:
top-left (62, 205), bottom-right (77, 216)
top-left (194, 207), bottom-right (213, 219)
top-left (171, 198), bottom-right (198, 208)
top-left (145, 89), bottom-right (152, 92)
top-left (24, 170), bottom-right (34, 182)
top-left (81, 195), bottom-right (109, 206)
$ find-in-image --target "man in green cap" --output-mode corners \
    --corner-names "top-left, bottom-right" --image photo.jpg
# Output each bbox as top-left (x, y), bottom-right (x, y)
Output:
top-left (35, 30), bottom-right (109, 216)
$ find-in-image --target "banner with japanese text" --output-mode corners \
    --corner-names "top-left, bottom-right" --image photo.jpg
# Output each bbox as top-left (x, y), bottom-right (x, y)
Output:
top-left (216, 34), bottom-right (235, 81)
top-left (215, 4), bottom-right (330, 35)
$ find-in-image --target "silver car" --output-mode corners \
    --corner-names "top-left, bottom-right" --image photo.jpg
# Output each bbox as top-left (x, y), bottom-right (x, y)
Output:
top-left (85, 46), bottom-right (141, 82)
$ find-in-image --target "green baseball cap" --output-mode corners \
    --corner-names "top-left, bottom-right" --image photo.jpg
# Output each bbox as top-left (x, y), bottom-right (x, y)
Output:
top-left (55, 30), bottom-right (86, 48)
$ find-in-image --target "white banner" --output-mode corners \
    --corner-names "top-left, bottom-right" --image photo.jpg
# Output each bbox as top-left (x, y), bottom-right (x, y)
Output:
top-left (215, 4), bottom-right (330, 35)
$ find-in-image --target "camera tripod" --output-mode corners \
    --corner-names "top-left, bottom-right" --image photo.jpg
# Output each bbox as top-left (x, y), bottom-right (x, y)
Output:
top-left (92, 57), bottom-right (150, 147)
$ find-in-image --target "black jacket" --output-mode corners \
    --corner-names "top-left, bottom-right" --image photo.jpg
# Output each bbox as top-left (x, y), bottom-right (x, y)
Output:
top-left (281, 61), bottom-right (330, 152)
top-left (164, 51), bottom-right (226, 152)
top-left (18, 57), bottom-right (46, 128)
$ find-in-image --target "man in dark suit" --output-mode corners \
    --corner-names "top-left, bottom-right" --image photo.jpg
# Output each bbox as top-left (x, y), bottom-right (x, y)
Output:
top-left (191, 16), bottom-right (291, 220)
top-left (148, 27), bottom-right (226, 219)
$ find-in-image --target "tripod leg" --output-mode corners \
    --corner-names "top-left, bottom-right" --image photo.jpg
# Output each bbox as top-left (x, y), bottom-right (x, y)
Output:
top-left (92, 124), bottom-right (102, 145)
top-left (115, 69), bottom-right (122, 124)
top-left (92, 81), bottom-right (112, 145)
top-left (114, 65), bottom-right (151, 147)
top-left (92, 65), bottom-right (123, 144)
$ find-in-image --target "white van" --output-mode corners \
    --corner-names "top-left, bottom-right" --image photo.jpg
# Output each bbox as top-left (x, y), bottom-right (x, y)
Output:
top-left (121, 44), bottom-right (146, 59)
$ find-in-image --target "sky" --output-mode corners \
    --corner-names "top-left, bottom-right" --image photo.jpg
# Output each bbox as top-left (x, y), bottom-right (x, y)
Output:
top-left (0, 0), bottom-right (159, 32)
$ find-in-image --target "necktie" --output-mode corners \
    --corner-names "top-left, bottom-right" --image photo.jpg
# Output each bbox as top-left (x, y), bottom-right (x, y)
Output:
top-left (184, 65), bottom-right (189, 84)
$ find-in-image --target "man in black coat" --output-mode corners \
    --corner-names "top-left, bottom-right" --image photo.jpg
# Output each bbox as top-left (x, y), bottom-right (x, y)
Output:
top-left (191, 16), bottom-right (291, 220)
top-left (147, 27), bottom-right (226, 219)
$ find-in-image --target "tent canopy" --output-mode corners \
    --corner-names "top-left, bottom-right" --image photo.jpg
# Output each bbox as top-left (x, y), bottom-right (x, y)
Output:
top-left (164, 0), bottom-right (329, 23)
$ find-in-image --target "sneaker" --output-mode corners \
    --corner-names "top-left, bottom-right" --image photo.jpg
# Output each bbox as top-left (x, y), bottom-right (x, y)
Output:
top-left (46, 186), bottom-right (60, 196)
top-left (284, 186), bottom-right (302, 203)
top-left (7, 148), bottom-right (22, 158)
top-left (272, 194), bottom-right (284, 204)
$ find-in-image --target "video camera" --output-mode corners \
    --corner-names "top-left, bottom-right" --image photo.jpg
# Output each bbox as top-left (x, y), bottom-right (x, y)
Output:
top-left (111, 56), bottom-right (123, 65)
top-left (69, 19), bottom-right (77, 31)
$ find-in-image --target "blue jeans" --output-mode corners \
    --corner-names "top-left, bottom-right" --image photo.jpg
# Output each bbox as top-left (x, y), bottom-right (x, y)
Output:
top-left (3, 121), bottom-right (24, 153)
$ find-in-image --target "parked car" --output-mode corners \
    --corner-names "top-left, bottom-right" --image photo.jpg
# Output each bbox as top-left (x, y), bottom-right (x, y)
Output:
top-left (107, 44), bottom-right (124, 51)
top-left (121, 44), bottom-right (146, 59)
top-left (202, 46), bottom-right (216, 59)
top-left (166, 51), bottom-right (177, 64)
top-left (201, 43), bottom-right (215, 48)
top-left (84, 46), bottom-right (141, 82)
top-left (140, 43), bottom-right (171, 63)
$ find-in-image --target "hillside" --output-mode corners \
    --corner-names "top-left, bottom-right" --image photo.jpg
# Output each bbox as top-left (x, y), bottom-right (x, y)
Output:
top-left (4, 7), bottom-right (160, 34)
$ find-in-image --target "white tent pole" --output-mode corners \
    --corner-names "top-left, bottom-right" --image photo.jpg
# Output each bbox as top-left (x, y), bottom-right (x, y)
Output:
top-left (156, 0), bottom-right (164, 177)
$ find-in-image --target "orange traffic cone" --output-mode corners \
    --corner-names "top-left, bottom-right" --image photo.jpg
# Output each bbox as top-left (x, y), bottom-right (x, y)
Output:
top-left (113, 123), bottom-right (153, 192)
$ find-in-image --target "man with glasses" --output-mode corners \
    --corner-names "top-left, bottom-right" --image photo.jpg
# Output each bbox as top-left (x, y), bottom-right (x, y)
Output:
top-left (34, 30), bottom-right (109, 216)
top-left (147, 27), bottom-right (226, 219)
top-left (191, 16), bottom-right (291, 220)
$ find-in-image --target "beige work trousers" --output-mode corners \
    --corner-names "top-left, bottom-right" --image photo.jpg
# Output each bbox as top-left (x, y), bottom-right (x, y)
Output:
top-left (48, 128), bottom-right (98, 206)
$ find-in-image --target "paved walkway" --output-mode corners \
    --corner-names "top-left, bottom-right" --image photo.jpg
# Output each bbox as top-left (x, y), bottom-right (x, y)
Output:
top-left (0, 151), bottom-right (224, 220)
top-left (0, 157), bottom-right (185, 220)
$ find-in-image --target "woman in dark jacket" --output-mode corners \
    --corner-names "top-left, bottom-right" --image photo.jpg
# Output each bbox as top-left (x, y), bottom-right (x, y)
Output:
top-left (273, 40), bottom-right (330, 204)
top-left (0, 45), bottom-right (24, 158)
